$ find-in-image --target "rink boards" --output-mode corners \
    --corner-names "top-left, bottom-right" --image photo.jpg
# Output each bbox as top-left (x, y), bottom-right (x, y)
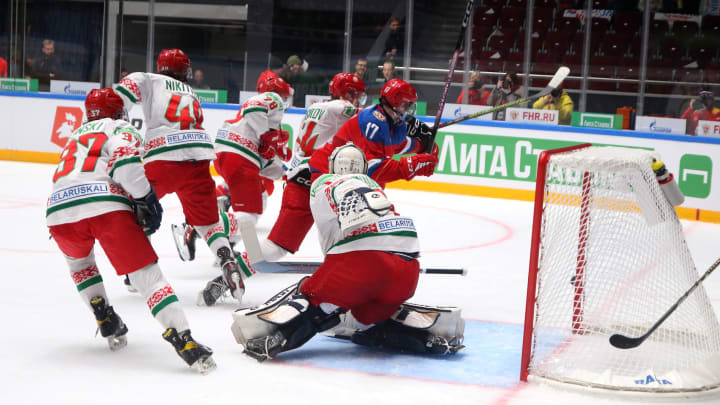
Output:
top-left (2, 90), bottom-right (719, 223)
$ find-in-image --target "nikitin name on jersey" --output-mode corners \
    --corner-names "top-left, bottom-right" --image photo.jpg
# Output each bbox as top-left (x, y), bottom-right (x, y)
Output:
top-left (377, 217), bottom-right (415, 232)
top-left (166, 131), bottom-right (211, 145)
top-left (49, 182), bottom-right (111, 206)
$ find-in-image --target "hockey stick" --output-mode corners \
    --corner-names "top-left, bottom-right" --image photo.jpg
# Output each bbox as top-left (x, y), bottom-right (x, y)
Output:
top-left (437, 66), bottom-right (570, 129)
top-left (425, 0), bottom-right (475, 153)
top-left (252, 260), bottom-right (466, 275)
top-left (609, 256), bottom-right (720, 349)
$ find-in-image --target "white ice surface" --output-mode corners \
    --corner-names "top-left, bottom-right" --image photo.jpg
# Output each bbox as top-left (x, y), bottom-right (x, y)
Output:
top-left (2, 160), bottom-right (719, 405)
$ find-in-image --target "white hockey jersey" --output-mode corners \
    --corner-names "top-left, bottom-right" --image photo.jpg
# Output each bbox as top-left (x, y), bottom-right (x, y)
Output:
top-left (46, 118), bottom-right (150, 226)
top-left (114, 72), bottom-right (215, 163)
top-left (215, 92), bottom-right (285, 169)
top-left (287, 99), bottom-right (357, 178)
top-left (309, 174), bottom-right (419, 256)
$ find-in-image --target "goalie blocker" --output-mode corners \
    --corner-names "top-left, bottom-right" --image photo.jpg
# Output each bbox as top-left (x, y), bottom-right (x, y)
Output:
top-left (231, 279), bottom-right (465, 361)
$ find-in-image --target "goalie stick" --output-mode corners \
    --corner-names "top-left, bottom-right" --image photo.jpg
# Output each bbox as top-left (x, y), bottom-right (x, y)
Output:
top-left (437, 66), bottom-right (570, 129)
top-left (425, 0), bottom-right (475, 153)
top-left (237, 221), bottom-right (466, 276)
top-left (609, 256), bottom-right (720, 349)
top-left (252, 260), bottom-right (467, 275)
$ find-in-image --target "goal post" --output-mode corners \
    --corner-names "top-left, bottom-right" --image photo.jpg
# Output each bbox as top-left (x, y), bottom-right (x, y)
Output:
top-left (520, 144), bottom-right (720, 393)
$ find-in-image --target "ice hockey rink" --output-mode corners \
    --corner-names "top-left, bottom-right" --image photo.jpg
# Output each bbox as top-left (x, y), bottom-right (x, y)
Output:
top-left (3, 159), bottom-right (720, 405)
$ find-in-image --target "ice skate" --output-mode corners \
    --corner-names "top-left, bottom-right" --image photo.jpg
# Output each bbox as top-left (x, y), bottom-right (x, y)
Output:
top-left (90, 296), bottom-right (128, 351)
top-left (218, 246), bottom-right (245, 302)
top-left (243, 331), bottom-right (286, 362)
top-left (171, 222), bottom-right (198, 262)
top-left (197, 275), bottom-right (229, 306)
top-left (162, 328), bottom-right (216, 374)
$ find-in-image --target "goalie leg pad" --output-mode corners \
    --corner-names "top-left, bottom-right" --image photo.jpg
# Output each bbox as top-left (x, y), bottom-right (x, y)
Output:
top-left (231, 281), bottom-right (300, 347)
top-left (331, 303), bottom-right (465, 355)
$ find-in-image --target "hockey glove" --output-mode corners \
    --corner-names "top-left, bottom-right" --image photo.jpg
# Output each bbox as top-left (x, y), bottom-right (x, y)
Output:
top-left (132, 187), bottom-right (163, 235)
top-left (259, 129), bottom-right (291, 161)
top-left (405, 115), bottom-right (433, 149)
top-left (399, 146), bottom-right (439, 180)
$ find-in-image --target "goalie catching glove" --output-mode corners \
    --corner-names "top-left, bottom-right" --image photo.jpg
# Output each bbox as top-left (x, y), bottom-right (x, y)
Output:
top-left (259, 129), bottom-right (291, 161)
top-left (399, 144), bottom-right (439, 180)
top-left (131, 186), bottom-right (163, 234)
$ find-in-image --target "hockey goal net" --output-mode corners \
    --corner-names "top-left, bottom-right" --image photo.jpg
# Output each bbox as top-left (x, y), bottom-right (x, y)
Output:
top-left (520, 144), bottom-right (720, 392)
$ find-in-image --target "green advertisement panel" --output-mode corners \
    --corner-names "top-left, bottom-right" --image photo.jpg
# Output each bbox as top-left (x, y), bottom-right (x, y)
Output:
top-left (0, 78), bottom-right (39, 92)
top-left (678, 154), bottom-right (713, 198)
top-left (571, 112), bottom-right (623, 130)
top-left (435, 132), bottom-right (583, 182)
top-left (195, 89), bottom-right (228, 104)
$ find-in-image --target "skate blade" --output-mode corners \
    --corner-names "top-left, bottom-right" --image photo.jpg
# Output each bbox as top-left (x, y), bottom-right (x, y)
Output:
top-left (171, 224), bottom-right (191, 262)
top-left (108, 335), bottom-right (128, 351)
top-left (192, 355), bottom-right (217, 374)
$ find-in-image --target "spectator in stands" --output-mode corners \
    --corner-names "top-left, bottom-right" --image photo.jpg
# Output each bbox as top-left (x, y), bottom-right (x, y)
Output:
top-left (192, 69), bottom-right (210, 89)
top-left (456, 72), bottom-right (490, 105)
top-left (120, 67), bottom-right (129, 79)
top-left (488, 72), bottom-right (524, 121)
top-left (383, 17), bottom-right (403, 61)
top-left (382, 60), bottom-right (397, 82)
top-left (27, 39), bottom-right (60, 91)
top-left (269, 55), bottom-right (284, 76)
top-left (354, 58), bottom-right (368, 83)
top-left (681, 90), bottom-right (720, 135)
top-left (0, 55), bottom-right (7, 78)
top-left (532, 88), bottom-right (575, 125)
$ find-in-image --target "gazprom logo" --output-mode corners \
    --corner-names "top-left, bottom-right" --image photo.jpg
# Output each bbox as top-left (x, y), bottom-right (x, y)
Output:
top-left (453, 106), bottom-right (462, 118)
top-left (63, 83), bottom-right (88, 96)
top-left (649, 120), bottom-right (671, 133)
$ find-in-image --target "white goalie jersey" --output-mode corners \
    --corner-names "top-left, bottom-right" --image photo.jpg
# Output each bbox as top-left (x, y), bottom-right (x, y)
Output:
top-left (286, 99), bottom-right (357, 180)
top-left (115, 72), bottom-right (215, 163)
top-left (215, 92), bottom-right (286, 169)
top-left (46, 118), bottom-right (150, 226)
top-left (309, 174), bottom-right (419, 256)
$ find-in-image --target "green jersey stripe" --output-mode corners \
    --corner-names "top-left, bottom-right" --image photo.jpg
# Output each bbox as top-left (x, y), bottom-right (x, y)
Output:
top-left (76, 275), bottom-right (103, 291)
top-left (109, 156), bottom-right (143, 177)
top-left (330, 230), bottom-right (418, 250)
top-left (150, 295), bottom-right (179, 317)
top-left (115, 86), bottom-right (138, 103)
top-left (47, 195), bottom-right (132, 216)
top-left (215, 139), bottom-right (262, 166)
top-left (144, 142), bottom-right (214, 159)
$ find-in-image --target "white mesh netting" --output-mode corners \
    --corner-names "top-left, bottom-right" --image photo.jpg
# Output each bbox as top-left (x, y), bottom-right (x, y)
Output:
top-left (528, 146), bottom-right (720, 392)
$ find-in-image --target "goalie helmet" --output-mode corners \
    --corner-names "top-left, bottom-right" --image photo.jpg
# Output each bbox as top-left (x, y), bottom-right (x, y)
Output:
top-left (381, 78), bottom-right (417, 116)
top-left (85, 88), bottom-right (125, 121)
top-left (157, 48), bottom-right (192, 82)
top-left (329, 142), bottom-right (367, 175)
top-left (256, 70), bottom-right (294, 107)
top-left (329, 73), bottom-right (367, 107)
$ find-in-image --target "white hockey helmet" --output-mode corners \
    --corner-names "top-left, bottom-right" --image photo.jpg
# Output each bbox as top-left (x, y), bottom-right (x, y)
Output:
top-left (329, 142), bottom-right (367, 175)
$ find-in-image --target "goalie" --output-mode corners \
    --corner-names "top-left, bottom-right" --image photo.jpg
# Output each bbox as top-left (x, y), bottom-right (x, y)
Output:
top-left (230, 143), bottom-right (465, 361)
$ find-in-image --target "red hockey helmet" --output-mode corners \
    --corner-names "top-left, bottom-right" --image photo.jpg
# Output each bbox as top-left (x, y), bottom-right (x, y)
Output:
top-left (256, 70), bottom-right (294, 106)
top-left (157, 48), bottom-right (191, 81)
top-left (85, 88), bottom-right (125, 121)
top-left (381, 78), bottom-right (417, 115)
top-left (329, 73), bottom-right (367, 106)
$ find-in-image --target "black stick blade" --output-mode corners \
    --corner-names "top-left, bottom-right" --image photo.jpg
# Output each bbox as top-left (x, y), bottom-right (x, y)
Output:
top-left (609, 333), bottom-right (644, 349)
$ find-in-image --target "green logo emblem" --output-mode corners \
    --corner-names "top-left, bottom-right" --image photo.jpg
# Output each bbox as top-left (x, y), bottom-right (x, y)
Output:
top-left (678, 154), bottom-right (712, 198)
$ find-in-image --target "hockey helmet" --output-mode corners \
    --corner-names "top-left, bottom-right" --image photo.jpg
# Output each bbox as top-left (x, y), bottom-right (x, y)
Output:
top-left (157, 48), bottom-right (192, 82)
top-left (329, 73), bottom-right (367, 107)
top-left (85, 88), bottom-right (125, 121)
top-left (329, 142), bottom-right (367, 175)
top-left (256, 70), bottom-right (294, 108)
top-left (380, 78), bottom-right (417, 116)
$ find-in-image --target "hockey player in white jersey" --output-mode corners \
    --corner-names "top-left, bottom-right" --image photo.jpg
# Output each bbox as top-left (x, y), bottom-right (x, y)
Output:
top-left (174, 73), bottom-right (366, 266)
top-left (230, 143), bottom-right (465, 361)
top-left (46, 89), bottom-right (215, 373)
top-left (114, 48), bottom-right (244, 306)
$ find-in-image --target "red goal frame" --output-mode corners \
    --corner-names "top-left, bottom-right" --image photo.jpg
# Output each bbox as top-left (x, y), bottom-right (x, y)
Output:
top-left (520, 143), bottom-right (592, 382)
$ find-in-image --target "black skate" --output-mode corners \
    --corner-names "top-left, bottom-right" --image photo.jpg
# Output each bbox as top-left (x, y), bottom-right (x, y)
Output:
top-left (196, 275), bottom-right (229, 307)
top-left (90, 296), bottom-right (128, 351)
top-left (243, 331), bottom-right (286, 362)
top-left (218, 246), bottom-right (245, 302)
top-left (162, 328), bottom-right (216, 374)
top-left (171, 223), bottom-right (198, 262)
